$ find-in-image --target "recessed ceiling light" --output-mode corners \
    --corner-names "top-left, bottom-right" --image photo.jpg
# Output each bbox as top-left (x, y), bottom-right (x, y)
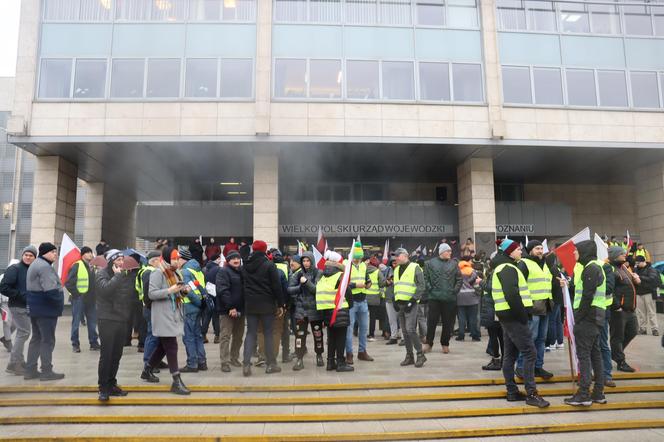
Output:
top-left (220, 182), bottom-right (241, 186)
top-left (227, 191), bottom-right (247, 195)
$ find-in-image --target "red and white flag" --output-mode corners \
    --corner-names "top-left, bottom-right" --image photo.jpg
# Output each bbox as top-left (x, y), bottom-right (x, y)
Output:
top-left (316, 226), bottom-right (328, 255)
top-left (313, 245), bottom-right (326, 271)
top-left (382, 239), bottom-right (390, 265)
top-left (330, 241), bottom-right (354, 327)
top-left (58, 233), bottom-right (81, 285)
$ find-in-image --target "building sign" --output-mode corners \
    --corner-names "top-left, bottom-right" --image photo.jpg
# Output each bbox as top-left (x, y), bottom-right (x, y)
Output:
top-left (280, 224), bottom-right (454, 237)
top-left (496, 224), bottom-right (535, 234)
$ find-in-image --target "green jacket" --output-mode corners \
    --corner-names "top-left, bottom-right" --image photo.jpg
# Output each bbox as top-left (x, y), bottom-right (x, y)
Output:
top-left (423, 257), bottom-right (463, 302)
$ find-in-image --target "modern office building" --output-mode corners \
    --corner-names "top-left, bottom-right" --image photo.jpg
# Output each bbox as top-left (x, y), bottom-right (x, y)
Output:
top-left (5, 0), bottom-right (664, 257)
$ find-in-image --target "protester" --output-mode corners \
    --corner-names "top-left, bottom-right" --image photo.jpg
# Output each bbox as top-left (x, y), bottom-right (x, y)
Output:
top-left (95, 239), bottom-right (110, 257)
top-left (383, 257), bottom-right (401, 345)
top-left (24, 243), bottom-right (65, 381)
top-left (608, 246), bottom-right (638, 377)
top-left (634, 256), bottom-right (660, 336)
top-left (423, 244), bottom-right (461, 354)
top-left (202, 253), bottom-right (222, 344)
top-left (270, 249), bottom-right (293, 363)
top-left (366, 256), bottom-right (386, 342)
top-left (136, 251), bottom-right (164, 373)
top-left (189, 238), bottom-right (205, 265)
top-left (480, 259), bottom-right (502, 370)
top-left (545, 253), bottom-right (565, 351)
top-left (456, 259), bottom-right (481, 342)
top-left (461, 238), bottom-right (475, 258)
top-left (1, 245), bottom-right (37, 375)
top-left (491, 239), bottom-right (549, 408)
top-left (239, 240), bottom-right (251, 261)
top-left (223, 237), bottom-right (239, 257)
top-left (205, 238), bottom-right (222, 263)
top-left (599, 256), bottom-right (616, 389)
top-left (179, 248), bottom-right (208, 373)
top-left (346, 241), bottom-right (373, 364)
top-left (634, 243), bottom-right (652, 263)
top-left (96, 249), bottom-right (134, 401)
top-left (216, 250), bottom-right (245, 372)
top-left (142, 247), bottom-right (191, 395)
top-left (66, 246), bottom-right (100, 353)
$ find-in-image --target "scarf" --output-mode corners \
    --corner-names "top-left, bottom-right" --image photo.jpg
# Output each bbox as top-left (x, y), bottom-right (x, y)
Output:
top-left (158, 259), bottom-right (183, 311)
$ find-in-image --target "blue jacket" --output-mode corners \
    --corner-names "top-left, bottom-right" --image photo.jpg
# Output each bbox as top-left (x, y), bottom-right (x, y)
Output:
top-left (0, 261), bottom-right (30, 308)
top-left (26, 257), bottom-right (64, 318)
top-left (182, 259), bottom-right (207, 314)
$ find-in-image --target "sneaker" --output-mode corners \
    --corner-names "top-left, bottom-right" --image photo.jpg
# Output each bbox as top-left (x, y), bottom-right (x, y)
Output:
top-left (367, 336), bottom-right (376, 342)
top-left (506, 390), bottom-right (527, 402)
top-left (535, 367), bottom-right (554, 379)
top-left (414, 353), bottom-right (427, 368)
top-left (254, 358), bottom-right (266, 367)
top-left (72, 345), bottom-right (81, 353)
top-left (526, 391), bottom-right (550, 408)
top-left (179, 366), bottom-right (198, 373)
top-left (221, 363), bottom-right (231, 373)
top-left (555, 343), bottom-right (565, 350)
top-left (591, 390), bottom-right (607, 404)
top-left (545, 346), bottom-right (552, 352)
top-left (617, 361), bottom-right (636, 373)
top-left (23, 370), bottom-right (40, 380)
top-left (564, 391), bottom-right (592, 407)
top-left (98, 389), bottom-right (110, 402)
top-left (40, 371), bottom-right (65, 381)
top-left (265, 365), bottom-right (282, 374)
top-left (197, 363), bottom-right (208, 371)
top-left (110, 385), bottom-right (128, 397)
top-left (336, 362), bottom-right (354, 372)
top-left (482, 358), bottom-right (502, 371)
top-left (230, 358), bottom-right (242, 368)
top-left (515, 367), bottom-right (524, 379)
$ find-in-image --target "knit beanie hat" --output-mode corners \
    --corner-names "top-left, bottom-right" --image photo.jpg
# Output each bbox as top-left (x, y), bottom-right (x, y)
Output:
top-left (352, 241), bottom-right (363, 259)
top-left (497, 239), bottom-right (520, 256)
top-left (22, 245), bottom-right (38, 258)
top-left (105, 249), bottom-right (123, 264)
top-left (161, 246), bottom-right (178, 264)
top-left (38, 242), bottom-right (57, 256)
top-left (608, 246), bottom-right (625, 261)
top-left (226, 250), bottom-right (241, 261)
top-left (291, 254), bottom-right (302, 265)
top-left (394, 248), bottom-right (409, 257)
top-left (438, 243), bottom-right (452, 255)
top-left (252, 240), bottom-right (268, 254)
top-left (526, 240), bottom-right (542, 253)
top-left (635, 255), bottom-right (646, 262)
top-left (179, 247), bottom-right (192, 261)
top-left (80, 246), bottom-right (93, 256)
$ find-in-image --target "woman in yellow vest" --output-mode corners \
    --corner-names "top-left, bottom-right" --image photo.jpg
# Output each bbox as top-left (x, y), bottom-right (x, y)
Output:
top-left (315, 251), bottom-right (353, 372)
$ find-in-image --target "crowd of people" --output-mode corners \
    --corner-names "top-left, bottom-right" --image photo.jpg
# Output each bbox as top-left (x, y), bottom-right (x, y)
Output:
top-left (0, 235), bottom-right (662, 407)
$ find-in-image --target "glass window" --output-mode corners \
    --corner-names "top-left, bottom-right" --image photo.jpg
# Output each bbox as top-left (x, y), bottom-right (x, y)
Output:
top-left (346, 60), bottom-right (379, 99)
top-left (382, 61), bottom-right (414, 100)
top-left (224, 0), bottom-right (256, 20)
top-left (380, 0), bottom-right (411, 26)
top-left (630, 71), bottom-right (660, 108)
top-left (448, 0), bottom-right (478, 28)
top-left (419, 62), bottom-right (450, 101)
top-left (115, 0), bottom-right (151, 20)
top-left (497, 0), bottom-right (526, 30)
top-left (274, 0), bottom-right (307, 21)
top-left (151, 0), bottom-right (186, 20)
top-left (309, 59), bottom-right (341, 99)
top-left (310, 0), bottom-right (342, 23)
top-left (220, 59), bottom-right (253, 98)
top-left (185, 59), bottom-right (217, 98)
top-left (589, 3), bottom-right (621, 34)
top-left (525, 0), bottom-right (556, 31)
top-left (274, 59), bottom-right (306, 98)
top-left (189, 0), bottom-right (221, 20)
top-left (452, 63), bottom-right (482, 102)
top-left (416, 0), bottom-right (445, 27)
top-left (345, 0), bottom-right (378, 24)
top-left (146, 59), bottom-right (180, 98)
top-left (566, 69), bottom-right (596, 106)
top-left (623, 5), bottom-right (653, 36)
top-left (73, 59), bottom-right (107, 98)
top-left (38, 59), bottom-right (72, 98)
top-left (559, 2), bottom-right (590, 33)
top-left (597, 70), bottom-right (627, 107)
top-left (655, 7), bottom-right (664, 36)
top-left (44, 0), bottom-right (80, 21)
top-left (80, 0), bottom-right (113, 21)
top-left (502, 66), bottom-right (532, 104)
top-left (533, 67), bottom-right (563, 105)
top-left (111, 59), bottom-right (144, 98)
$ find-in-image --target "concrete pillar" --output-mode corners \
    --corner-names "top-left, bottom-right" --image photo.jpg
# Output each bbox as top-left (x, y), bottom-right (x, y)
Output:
top-left (82, 182), bottom-right (104, 248)
top-left (457, 157), bottom-right (496, 254)
top-left (636, 162), bottom-right (664, 261)
top-left (253, 151), bottom-right (279, 247)
top-left (479, 0), bottom-right (505, 138)
top-left (30, 156), bottom-right (77, 246)
top-left (254, 0), bottom-right (273, 134)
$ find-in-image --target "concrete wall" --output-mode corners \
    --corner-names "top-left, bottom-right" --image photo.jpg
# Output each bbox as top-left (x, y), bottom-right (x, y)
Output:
top-left (0, 78), bottom-right (15, 111)
top-left (636, 162), bottom-right (664, 261)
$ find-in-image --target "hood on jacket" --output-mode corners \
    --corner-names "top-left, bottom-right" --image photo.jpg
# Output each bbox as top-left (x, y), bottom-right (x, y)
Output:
top-left (490, 251), bottom-right (514, 270)
top-left (300, 251), bottom-right (316, 269)
top-left (576, 240), bottom-right (597, 266)
top-left (183, 258), bottom-right (202, 272)
top-left (244, 251), bottom-right (268, 273)
top-left (323, 261), bottom-right (344, 277)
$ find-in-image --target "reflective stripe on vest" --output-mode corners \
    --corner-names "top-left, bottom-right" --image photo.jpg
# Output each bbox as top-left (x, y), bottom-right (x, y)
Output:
top-left (135, 265), bottom-right (155, 302)
top-left (573, 260), bottom-right (607, 311)
top-left (75, 261), bottom-right (89, 295)
top-left (635, 249), bottom-right (647, 260)
top-left (394, 262), bottom-right (418, 302)
top-left (182, 267), bottom-right (205, 304)
top-left (523, 259), bottom-right (552, 301)
top-left (276, 262), bottom-right (289, 280)
top-left (351, 262), bottom-right (367, 295)
top-left (316, 272), bottom-right (347, 311)
top-left (491, 263), bottom-right (532, 312)
top-left (365, 269), bottom-right (380, 297)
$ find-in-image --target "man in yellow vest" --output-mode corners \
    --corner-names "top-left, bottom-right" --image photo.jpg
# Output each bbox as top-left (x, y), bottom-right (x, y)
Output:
top-left (179, 248), bottom-right (208, 373)
top-left (634, 243), bottom-right (652, 264)
top-left (515, 240), bottom-right (554, 380)
top-left (565, 240), bottom-right (609, 406)
top-left (345, 241), bottom-right (374, 364)
top-left (65, 246), bottom-right (100, 353)
top-left (393, 248), bottom-right (427, 368)
top-left (491, 239), bottom-right (549, 408)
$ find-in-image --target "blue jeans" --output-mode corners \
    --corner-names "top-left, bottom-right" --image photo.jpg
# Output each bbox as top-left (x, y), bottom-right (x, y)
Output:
top-left (599, 310), bottom-right (612, 381)
top-left (546, 304), bottom-right (564, 346)
top-left (517, 314), bottom-right (548, 370)
top-left (346, 300), bottom-right (369, 354)
top-left (183, 310), bottom-right (206, 368)
top-left (70, 296), bottom-right (99, 347)
top-left (457, 304), bottom-right (480, 340)
top-left (142, 307), bottom-right (158, 365)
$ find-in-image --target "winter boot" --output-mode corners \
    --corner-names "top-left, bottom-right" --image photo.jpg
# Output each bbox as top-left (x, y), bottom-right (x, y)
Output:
top-left (170, 374), bottom-right (191, 395)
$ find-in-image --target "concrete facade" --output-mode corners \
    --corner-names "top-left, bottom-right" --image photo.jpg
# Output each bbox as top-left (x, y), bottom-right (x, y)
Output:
top-left (636, 162), bottom-right (664, 261)
top-left (253, 151), bottom-right (279, 247)
top-left (457, 158), bottom-right (496, 246)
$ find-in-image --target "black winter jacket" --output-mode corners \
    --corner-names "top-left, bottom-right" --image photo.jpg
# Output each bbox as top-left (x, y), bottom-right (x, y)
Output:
top-left (575, 240), bottom-right (605, 326)
top-left (95, 267), bottom-right (136, 323)
top-left (242, 252), bottom-right (285, 315)
top-left (0, 261), bottom-right (30, 308)
top-left (479, 270), bottom-right (498, 328)
top-left (287, 254), bottom-right (320, 321)
top-left (490, 252), bottom-right (529, 324)
top-left (635, 264), bottom-right (660, 300)
top-left (216, 264), bottom-right (244, 314)
top-left (611, 261), bottom-right (637, 312)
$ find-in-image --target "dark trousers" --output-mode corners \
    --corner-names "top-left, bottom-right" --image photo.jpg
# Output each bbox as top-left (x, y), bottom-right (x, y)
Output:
top-left (546, 304), bottom-right (564, 346)
top-left (125, 301), bottom-right (145, 346)
top-left (26, 316), bottom-right (58, 374)
top-left (327, 326), bottom-right (347, 363)
top-left (457, 304), bottom-right (480, 340)
top-left (244, 313), bottom-right (275, 366)
top-left (426, 300), bottom-right (457, 347)
top-left (610, 309), bottom-right (639, 365)
top-left (295, 318), bottom-right (324, 358)
top-left (97, 319), bottom-right (126, 391)
top-left (486, 322), bottom-right (504, 358)
top-left (501, 320), bottom-right (537, 395)
top-left (368, 304), bottom-right (383, 337)
top-left (574, 320), bottom-right (604, 394)
top-left (202, 308), bottom-right (220, 337)
top-left (148, 336), bottom-right (179, 374)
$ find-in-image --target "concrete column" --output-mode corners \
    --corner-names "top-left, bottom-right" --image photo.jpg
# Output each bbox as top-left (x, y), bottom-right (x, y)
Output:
top-left (636, 162), bottom-right (664, 261)
top-left (30, 156), bottom-right (77, 246)
top-left (254, 0), bottom-right (273, 134)
top-left (253, 151), bottom-right (279, 246)
top-left (457, 157), bottom-right (496, 253)
top-left (82, 182), bottom-right (104, 248)
top-left (479, 0), bottom-right (505, 138)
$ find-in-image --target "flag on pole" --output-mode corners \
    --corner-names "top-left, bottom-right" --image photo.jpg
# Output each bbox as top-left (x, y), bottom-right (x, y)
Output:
top-left (570, 227), bottom-right (591, 244)
top-left (542, 239), bottom-right (549, 254)
top-left (594, 233), bottom-right (608, 261)
top-left (58, 233), bottom-right (81, 285)
top-left (330, 242), bottom-right (354, 326)
top-left (562, 284), bottom-right (579, 376)
top-left (525, 235), bottom-right (530, 246)
top-left (313, 245), bottom-right (326, 271)
top-left (382, 239), bottom-right (390, 265)
top-left (626, 229), bottom-right (632, 249)
top-left (297, 240), bottom-right (305, 256)
top-left (316, 227), bottom-right (328, 254)
top-left (422, 246), bottom-right (428, 256)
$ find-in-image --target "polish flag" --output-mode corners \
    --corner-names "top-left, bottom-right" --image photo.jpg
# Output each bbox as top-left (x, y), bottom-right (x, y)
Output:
top-left (316, 227), bottom-right (328, 255)
top-left (330, 241), bottom-right (354, 327)
top-left (58, 233), bottom-right (81, 285)
top-left (542, 239), bottom-right (549, 254)
top-left (382, 239), bottom-right (390, 265)
top-left (313, 245), bottom-right (326, 271)
top-left (595, 233), bottom-right (609, 261)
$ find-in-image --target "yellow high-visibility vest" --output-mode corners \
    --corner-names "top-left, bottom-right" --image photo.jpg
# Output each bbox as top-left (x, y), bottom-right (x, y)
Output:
top-left (394, 262), bottom-right (418, 302)
top-left (351, 262), bottom-right (367, 295)
top-left (365, 269), bottom-right (380, 299)
top-left (492, 263), bottom-right (532, 312)
top-left (276, 262), bottom-right (289, 280)
top-left (74, 261), bottom-right (89, 294)
top-left (316, 272), bottom-right (347, 311)
top-left (522, 259), bottom-right (552, 301)
top-left (573, 260), bottom-right (607, 311)
top-left (182, 268), bottom-right (205, 304)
